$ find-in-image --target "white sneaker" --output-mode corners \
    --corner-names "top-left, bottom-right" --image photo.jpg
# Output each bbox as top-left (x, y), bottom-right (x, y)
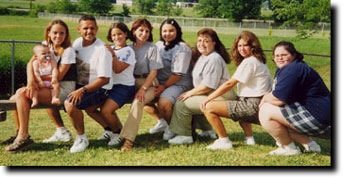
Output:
top-left (108, 133), bottom-right (122, 146)
top-left (70, 136), bottom-right (89, 153)
top-left (245, 137), bottom-right (256, 145)
top-left (269, 146), bottom-right (301, 156)
top-left (97, 130), bottom-right (113, 140)
top-left (149, 119), bottom-right (168, 134)
top-left (168, 135), bottom-right (193, 145)
top-left (163, 126), bottom-right (176, 140)
top-left (198, 130), bottom-right (217, 139)
top-left (304, 143), bottom-right (321, 153)
top-left (43, 129), bottom-right (72, 143)
top-left (206, 138), bottom-right (233, 150)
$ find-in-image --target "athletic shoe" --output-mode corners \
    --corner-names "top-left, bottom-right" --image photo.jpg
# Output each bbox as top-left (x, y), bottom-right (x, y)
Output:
top-left (269, 146), bottom-right (301, 156)
top-left (198, 130), bottom-right (217, 139)
top-left (97, 130), bottom-right (113, 140)
top-left (149, 119), bottom-right (168, 134)
top-left (168, 135), bottom-right (193, 144)
top-left (162, 126), bottom-right (176, 140)
top-left (304, 143), bottom-right (321, 153)
top-left (5, 136), bottom-right (34, 153)
top-left (42, 129), bottom-right (72, 143)
top-left (70, 136), bottom-right (89, 153)
top-left (206, 138), bottom-right (233, 150)
top-left (108, 133), bottom-right (122, 146)
top-left (245, 137), bottom-right (256, 145)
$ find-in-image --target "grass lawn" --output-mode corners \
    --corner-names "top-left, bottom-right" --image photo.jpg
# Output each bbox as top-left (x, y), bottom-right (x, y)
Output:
top-left (0, 15), bottom-right (332, 166)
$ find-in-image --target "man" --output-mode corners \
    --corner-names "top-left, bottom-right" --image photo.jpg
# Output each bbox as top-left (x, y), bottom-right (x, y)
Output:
top-left (64, 15), bottom-right (113, 153)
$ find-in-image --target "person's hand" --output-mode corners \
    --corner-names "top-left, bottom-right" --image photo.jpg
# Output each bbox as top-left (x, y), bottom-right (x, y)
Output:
top-left (155, 85), bottom-right (165, 97)
top-left (177, 91), bottom-right (192, 101)
top-left (135, 89), bottom-right (146, 102)
top-left (200, 99), bottom-right (211, 113)
top-left (67, 89), bottom-right (84, 105)
top-left (25, 81), bottom-right (39, 99)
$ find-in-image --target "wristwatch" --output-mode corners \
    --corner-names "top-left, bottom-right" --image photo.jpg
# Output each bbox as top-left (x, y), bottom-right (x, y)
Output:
top-left (82, 86), bottom-right (88, 94)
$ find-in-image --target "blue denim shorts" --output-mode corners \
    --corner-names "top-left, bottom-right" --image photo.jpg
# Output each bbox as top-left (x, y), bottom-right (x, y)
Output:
top-left (74, 88), bottom-right (109, 110)
top-left (108, 84), bottom-right (135, 108)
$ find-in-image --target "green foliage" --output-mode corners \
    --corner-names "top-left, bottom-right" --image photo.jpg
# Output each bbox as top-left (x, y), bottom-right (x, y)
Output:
top-left (78, 0), bottom-right (113, 15)
top-left (195, 0), bottom-right (262, 21)
top-left (270, 0), bottom-right (331, 38)
top-left (47, 0), bottom-right (77, 14)
top-left (133, 0), bottom-right (156, 15)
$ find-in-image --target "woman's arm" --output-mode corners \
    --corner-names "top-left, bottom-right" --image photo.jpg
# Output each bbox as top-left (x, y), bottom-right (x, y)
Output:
top-left (259, 92), bottom-right (286, 107)
top-left (177, 84), bottom-right (212, 101)
top-left (154, 74), bottom-right (182, 96)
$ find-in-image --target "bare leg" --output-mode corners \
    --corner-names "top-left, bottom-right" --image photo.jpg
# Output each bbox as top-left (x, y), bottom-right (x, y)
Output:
top-left (239, 121), bottom-right (253, 137)
top-left (144, 103), bottom-right (161, 120)
top-left (157, 97), bottom-right (173, 124)
top-left (85, 105), bottom-right (109, 129)
top-left (100, 99), bottom-right (123, 132)
top-left (64, 101), bottom-right (85, 135)
top-left (46, 108), bottom-right (64, 128)
top-left (202, 101), bottom-right (230, 138)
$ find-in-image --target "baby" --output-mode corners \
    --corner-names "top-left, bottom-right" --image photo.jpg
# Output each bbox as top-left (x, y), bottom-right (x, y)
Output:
top-left (31, 44), bottom-right (60, 107)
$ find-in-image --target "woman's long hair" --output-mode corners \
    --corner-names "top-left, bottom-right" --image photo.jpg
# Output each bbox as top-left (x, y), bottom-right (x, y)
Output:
top-left (130, 18), bottom-right (153, 43)
top-left (44, 19), bottom-right (71, 56)
top-left (159, 19), bottom-right (184, 51)
top-left (231, 31), bottom-right (266, 66)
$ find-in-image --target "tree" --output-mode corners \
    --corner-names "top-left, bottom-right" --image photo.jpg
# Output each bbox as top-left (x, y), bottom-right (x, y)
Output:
top-left (194, 0), bottom-right (262, 21)
top-left (78, 0), bottom-right (113, 15)
top-left (156, 0), bottom-right (173, 16)
top-left (47, 0), bottom-right (77, 14)
top-left (270, 0), bottom-right (331, 38)
top-left (133, 0), bottom-right (157, 15)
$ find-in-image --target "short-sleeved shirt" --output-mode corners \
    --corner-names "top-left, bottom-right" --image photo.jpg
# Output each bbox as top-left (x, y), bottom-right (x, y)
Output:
top-left (233, 56), bottom-right (272, 97)
top-left (192, 52), bottom-right (230, 89)
top-left (272, 60), bottom-right (331, 125)
top-left (73, 37), bottom-right (113, 90)
top-left (112, 45), bottom-right (136, 86)
top-left (130, 41), bottom-right (163, 75)
top-left (155, 41), bottom-right (192, 87)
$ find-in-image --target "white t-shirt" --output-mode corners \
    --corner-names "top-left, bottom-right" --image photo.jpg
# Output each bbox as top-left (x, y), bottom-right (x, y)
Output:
top-left (233, 56), bottom-right (272, 97)
top-left (112, 45), bottom-right (136, 86)
top-left (73, 37), bottom-right (113, 90)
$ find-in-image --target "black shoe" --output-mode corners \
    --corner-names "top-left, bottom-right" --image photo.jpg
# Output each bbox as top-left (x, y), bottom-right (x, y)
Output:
top-left (0, 135), bottom-right (17, 145)
top-left (5, 136), bottom-right (34, 153)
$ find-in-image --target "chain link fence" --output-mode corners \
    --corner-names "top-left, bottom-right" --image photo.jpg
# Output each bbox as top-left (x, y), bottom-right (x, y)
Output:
top-left (0, 40), bottom-right (40, 99)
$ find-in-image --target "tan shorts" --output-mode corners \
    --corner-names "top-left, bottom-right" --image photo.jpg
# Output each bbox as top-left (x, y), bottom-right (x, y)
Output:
top-left (226, 96), bottom-right (262, 124)
top-left (59, 81), bottom-right (76, 102)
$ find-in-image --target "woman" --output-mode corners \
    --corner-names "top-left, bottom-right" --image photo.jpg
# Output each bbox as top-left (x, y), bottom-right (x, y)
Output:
top-left (116, 19), bottom-right (163, 151)
top-left (259, 41), bottom-right (331, 156)
top-left (200, 31), bottom-right (272, 150)
top-left (166, 28), bottom-right (233, 145)
top-left (145, 19), bottom-right (193, 140)
top-left (4, 19), bottom-right (76, 152)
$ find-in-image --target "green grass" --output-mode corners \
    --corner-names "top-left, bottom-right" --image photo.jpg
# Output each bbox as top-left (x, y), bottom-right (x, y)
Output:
top-left (0, 15), bottom-right (332, 166)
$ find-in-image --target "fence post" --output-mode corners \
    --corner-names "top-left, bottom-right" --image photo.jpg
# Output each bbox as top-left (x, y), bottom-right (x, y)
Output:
top-left (11, 40), bottom-right (15, 95)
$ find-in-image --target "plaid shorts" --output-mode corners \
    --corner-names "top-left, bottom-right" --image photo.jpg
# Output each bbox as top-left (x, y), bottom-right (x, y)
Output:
top-left (281, 102), bottom-right (328, 136)
top-left (226, 96), bottom-right (261, 124)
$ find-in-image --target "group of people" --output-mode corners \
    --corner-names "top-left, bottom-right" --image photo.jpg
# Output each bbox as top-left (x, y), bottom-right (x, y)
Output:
top-left (1, 15), bottom-right (331, 156)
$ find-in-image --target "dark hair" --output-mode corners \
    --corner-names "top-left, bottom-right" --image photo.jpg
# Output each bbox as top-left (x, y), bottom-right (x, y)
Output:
top-left (231, 31), bottom-right (266, 66)
top-left (273, 41), bottom-right (304, 61)
top-left (159, 19), bottom-right (183, 51)
top-left (44, 19), bottom-right (71, 55)
top-left (193, 28), bottom-right (231, 64)
top-left (79, 15), bottom-right (96, 23)
top-left (107, 21), bottom-right (131, 43)
top-left (130, 18), bottom-right (153, 42)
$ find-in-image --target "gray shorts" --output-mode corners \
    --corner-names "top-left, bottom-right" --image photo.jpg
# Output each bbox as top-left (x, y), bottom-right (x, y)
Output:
top-left (160, 85), bottom-right (191, 104)
top-left (226, 96), bottom-right (262, 124)
top-left (59, 81), bottom-right (76, 102)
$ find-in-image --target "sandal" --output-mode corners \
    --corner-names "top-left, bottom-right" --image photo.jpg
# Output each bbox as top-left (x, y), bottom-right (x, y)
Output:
top-left (5, 136), bottom-right (34, 153)
top-left (0, 135), bottom-right (17, 145)
top-left (121, 139), bottom-right (133, 151)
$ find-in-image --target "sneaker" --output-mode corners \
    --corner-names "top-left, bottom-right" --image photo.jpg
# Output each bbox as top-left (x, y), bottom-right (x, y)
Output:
top-left (245, 137), bottom-right (256, 145)
top-left (70, 136), bottom-right (89, 153)
top-left (149, 119), bottom-right (168, 134)
top-left (206, 138), bottom-right (232, 150)
top-left (1, 135), bottom-right (17, 145)
top-left (269, 146), bottom-right (301, 156)
top-left (168, 135), bottom-right (193, 145)
top-left (198, 130), bottom-right (217, 139)
top-left (5, 136), bottom-right (34, 153)
top-left (97, 130), bottom-right (113, 140)
top-left (304, 143), bottom-right (321, 153)
top-left (163, 126), bottom-right (176, 140)
top-left (42, 129), bottom-right (72, 143)
top-left (108, 133), bottom-right (122, 146)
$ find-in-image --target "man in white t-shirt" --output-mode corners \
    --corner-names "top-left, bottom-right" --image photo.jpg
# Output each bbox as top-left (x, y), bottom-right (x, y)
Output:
top-left (64, 15), bottom-right (113, 153)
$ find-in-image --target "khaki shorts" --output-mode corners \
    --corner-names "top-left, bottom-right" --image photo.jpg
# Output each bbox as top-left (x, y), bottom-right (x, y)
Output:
top-left (226, 96), bottom-right (262, 124)
top-left (59, 81), bottom-right (76, 102)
